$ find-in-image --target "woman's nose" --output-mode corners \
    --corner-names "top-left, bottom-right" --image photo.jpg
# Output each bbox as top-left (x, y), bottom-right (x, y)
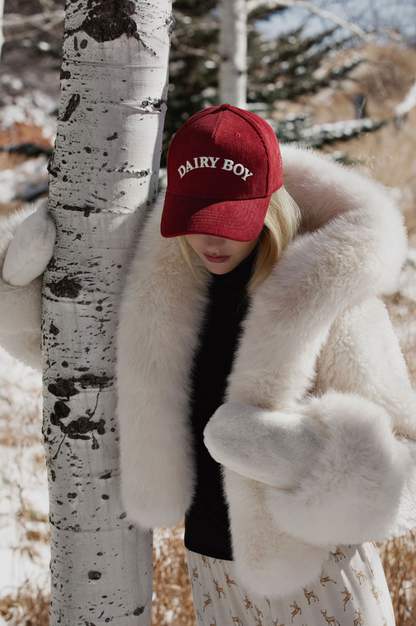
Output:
top-left (204, 235), bottom-right (225, 250)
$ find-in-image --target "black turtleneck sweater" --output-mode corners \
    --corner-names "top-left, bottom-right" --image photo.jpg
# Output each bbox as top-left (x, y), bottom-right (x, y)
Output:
top-left (184, 246), bottom-right (258, 560)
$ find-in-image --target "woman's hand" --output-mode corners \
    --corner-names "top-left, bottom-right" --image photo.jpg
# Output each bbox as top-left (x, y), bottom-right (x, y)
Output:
top-left (204, 394), bottom-right (411, 545)
top-left (204, 401), bottom-right (324, 489)
top-left (2, 200), bottom-right (56, 287)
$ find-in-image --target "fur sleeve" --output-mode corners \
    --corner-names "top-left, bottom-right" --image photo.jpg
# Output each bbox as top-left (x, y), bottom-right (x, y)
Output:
top-left (0, 205), bottom-right (48, 370)
top-left (204, 298), bottom-right (416, 547)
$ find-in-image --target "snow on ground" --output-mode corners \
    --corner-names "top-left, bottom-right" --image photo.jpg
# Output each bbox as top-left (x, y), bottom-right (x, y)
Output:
top-left (0, 91), bottom-right (58, 144)
top-left (0, 156), bottom-right (48, 203)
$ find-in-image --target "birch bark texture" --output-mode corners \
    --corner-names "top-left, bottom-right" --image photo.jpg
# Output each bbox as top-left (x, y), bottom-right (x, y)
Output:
top-left (42, 1), bottom-right (173, 624)
top-left (219, 0), bottom-right (247, 108)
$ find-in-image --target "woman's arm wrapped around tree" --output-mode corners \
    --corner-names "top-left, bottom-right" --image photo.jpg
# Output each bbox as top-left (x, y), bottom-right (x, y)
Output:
top-left (0, 201), bottom-right (55, 370)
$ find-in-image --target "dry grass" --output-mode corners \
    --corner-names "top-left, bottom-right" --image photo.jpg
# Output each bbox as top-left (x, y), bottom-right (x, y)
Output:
top-left (152, 525), bottom-right (196, 626)
top-left (0, 583), bottom-right (50, 626)
top-left (380, 532), bottom-right (416, 626)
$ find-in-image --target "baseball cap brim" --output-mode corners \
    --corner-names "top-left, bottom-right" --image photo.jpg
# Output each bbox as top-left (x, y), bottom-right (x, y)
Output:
top-left (160, 190), bottom-right (271, 242)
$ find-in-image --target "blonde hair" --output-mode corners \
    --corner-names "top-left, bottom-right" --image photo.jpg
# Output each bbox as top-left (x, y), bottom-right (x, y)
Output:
top-left (177, 186), bottom-right (301, 293)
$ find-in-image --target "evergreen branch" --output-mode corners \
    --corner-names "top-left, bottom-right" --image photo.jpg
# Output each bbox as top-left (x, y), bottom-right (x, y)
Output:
top-left (246, 0), bottom-right (372, 42)
top-left (1, 9), bottom-right (64, 29)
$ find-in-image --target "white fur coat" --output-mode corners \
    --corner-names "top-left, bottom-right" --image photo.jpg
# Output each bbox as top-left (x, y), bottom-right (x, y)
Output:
top-left (1, 146), bottom-right (416, 599)
top-left (116, 145), bottom-right (416, 598)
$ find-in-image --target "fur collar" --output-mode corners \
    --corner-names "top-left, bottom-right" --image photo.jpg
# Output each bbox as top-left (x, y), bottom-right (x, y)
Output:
top-left (116, 145), bottom-right (407, 595)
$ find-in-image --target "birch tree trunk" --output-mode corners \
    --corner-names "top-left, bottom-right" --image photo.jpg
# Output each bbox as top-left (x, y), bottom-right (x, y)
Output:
top-left (42, 2), bottom-right (173, 624)
top-left (219, 0), bottom-right (247, 108)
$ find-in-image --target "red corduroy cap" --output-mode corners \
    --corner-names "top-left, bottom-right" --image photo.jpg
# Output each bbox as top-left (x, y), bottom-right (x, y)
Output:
top-left (160, 103), bottom-right (283, 242)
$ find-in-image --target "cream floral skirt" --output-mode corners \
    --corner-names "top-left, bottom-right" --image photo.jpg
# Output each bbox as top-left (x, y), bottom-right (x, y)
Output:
top-left (187, 542), bottom-right (395, 626)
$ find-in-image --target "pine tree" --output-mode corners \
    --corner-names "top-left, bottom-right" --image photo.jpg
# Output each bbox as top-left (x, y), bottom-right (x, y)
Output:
top-left (3, 0), bottom-right (382, 164)
top-left (164, 0), bottom-right (372, 163)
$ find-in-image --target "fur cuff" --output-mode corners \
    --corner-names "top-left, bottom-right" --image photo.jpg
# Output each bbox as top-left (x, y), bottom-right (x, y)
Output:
top-left (204, 402), bottom-right (324, 489)
top-left (0, 205), bottom-right (45, 370)
top-left (267, 393), bottom-right (411, 546)
top-left (3, 200), bottom-right (55, 286)
top-left (206, 393), bottom-right (411, 547)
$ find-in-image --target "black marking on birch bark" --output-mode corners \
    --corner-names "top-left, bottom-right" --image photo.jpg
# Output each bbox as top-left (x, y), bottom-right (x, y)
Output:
top-left (88, 571), bottom-right (101, 580)
top-left (106, 132), bottom-right (118, 141)
top-left (108, 166), bottom-right (150, 179)
top-left (47, 256), bottom-right (58, 271)
top-left (47, 276), bottom-right (82, 299)
top-left (67, 416), bottom-right (105, 439)
top-left (79, 374), bottom-right (112, 389)
top-left (48, 382), bottom-right (110, 441)
top-left (54, 401), bottom-right (71, 418)
top-left (141, 97), bottom-right (167, 112)
top-left (68, 524), bottom-right (81, 532)
top-left (133, 607), bottom-right (145, 616)
top-left (80, 39), bottom-right (88, 48)
top-left (91, 194), bottom-right (107, 202)
top-left (60, 70), bottom-right (71, 80)
top-left (50, 322), bottom-right (60, 336)
top-left (64, 0), bottom-right (154, 53)
top-left (49, 379), bottom-right (79, 399)
top-left (166, 12), bottom-right (175, 36)
top-left (47, 153), bottom-right (60, 178)
top-left (63, 203), bottom-right (98, 217)
top-left (61, 94), bottom-right (81, 122)
top-left (99, 471), bottom-right (112, 479)
top-left (119, 512), bottom-right (127, 519)
top-left (82, 0), bottom-right (138, 42)
top-left (67, 492), bottom-right (77, 499)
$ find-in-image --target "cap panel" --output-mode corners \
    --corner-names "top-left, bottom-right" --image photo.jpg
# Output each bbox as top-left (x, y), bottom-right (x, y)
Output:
top-left (167, 109), bottom-right (270, 200)
top-left (161, 190), bottom-right (270, 241)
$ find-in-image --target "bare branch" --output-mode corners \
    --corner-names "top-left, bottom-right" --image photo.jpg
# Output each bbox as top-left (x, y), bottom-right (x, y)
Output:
top-left (246, 0), bottom-right (372, 41)
top-left (0, 9), bottom-right (64, 30)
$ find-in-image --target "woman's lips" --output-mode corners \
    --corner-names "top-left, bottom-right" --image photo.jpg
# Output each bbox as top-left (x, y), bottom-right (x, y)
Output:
top-left (203, 254), bottom-right (231, 263)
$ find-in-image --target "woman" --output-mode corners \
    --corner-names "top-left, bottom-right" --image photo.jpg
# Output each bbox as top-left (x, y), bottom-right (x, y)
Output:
top-left (116, 104), bottom-right (416, 625)
top-left (1, 104), bottom-right (416, 625)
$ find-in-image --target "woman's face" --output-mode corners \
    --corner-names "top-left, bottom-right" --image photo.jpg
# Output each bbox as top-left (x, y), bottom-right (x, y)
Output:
top-left (184, 234), bottom-right (259, 275)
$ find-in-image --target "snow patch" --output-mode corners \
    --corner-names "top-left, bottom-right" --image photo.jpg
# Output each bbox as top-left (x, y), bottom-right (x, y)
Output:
top-left (0, 156), bottom-right (48, 203)
top-left (0, 91), bottom-right (58, 142)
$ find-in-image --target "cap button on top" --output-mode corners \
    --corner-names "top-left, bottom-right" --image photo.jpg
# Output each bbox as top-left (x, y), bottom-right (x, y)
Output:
top-left (220, 103), bottom-right (232, 110)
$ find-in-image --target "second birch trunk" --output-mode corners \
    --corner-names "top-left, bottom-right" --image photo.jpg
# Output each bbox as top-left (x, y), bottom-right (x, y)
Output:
top-left (219, 0), bottom-right (247, 108)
